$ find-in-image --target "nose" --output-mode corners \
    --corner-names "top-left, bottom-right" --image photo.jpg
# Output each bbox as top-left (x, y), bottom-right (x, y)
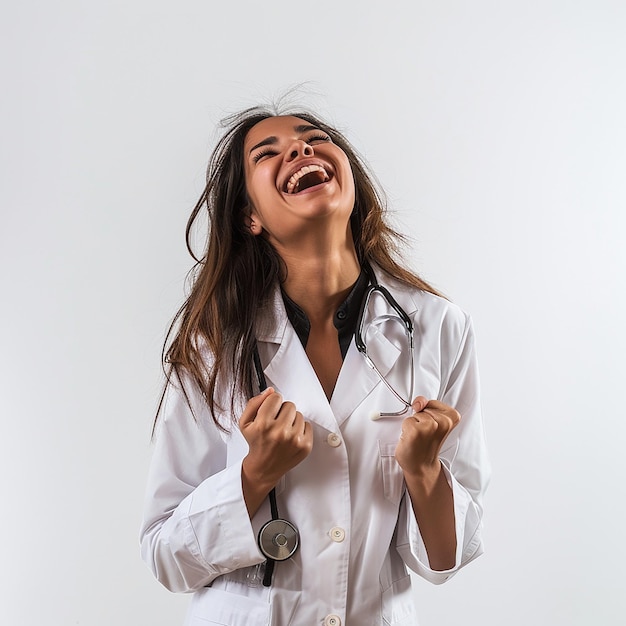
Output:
top-left (285, 140), bottom-right (314, 161)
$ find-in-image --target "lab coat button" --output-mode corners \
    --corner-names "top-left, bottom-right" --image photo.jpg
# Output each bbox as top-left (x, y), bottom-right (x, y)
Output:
top-left (329, 527), bottom-right (345, 542)
top-left (324, 615), bottom-right (341, 626)
top-left (327, 433), bottom-right (341, 447)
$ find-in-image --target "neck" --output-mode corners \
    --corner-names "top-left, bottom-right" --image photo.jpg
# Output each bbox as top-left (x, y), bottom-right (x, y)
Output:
top-left (277, 235), bottom-right (361, 324)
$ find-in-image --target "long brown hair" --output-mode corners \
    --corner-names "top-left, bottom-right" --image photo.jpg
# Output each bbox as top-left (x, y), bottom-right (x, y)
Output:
top-left (155, 104), bottom-right (441, 433)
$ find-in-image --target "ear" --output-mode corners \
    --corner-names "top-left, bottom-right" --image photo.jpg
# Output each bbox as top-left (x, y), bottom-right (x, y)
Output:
top-left (243, 206), bottom-right (263, 236)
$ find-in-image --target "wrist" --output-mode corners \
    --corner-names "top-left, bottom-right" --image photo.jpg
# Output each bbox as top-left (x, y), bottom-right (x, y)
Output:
top-left (241, 457), bottom-right (278, 518)
top-left (401, 460), bottom-right (442, 489)
top-left (242, 456), bottom-right (279, 494)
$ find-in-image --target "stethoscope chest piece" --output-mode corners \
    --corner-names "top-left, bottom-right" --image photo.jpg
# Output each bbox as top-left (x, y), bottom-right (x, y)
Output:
top-left (258, 518), bottom-right (299, 561)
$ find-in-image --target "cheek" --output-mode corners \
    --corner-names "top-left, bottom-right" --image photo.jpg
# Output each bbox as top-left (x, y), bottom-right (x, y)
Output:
top-left (343, 171), bottom-right (356, 207)
top-left (334, 153), bottom-right (356, 198)
top-left (247, 170), bottom-right (276, 210)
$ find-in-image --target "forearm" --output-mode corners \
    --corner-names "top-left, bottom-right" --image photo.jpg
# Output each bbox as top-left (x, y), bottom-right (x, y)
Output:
top-left (141, 461), bottom-right (264, 592)
top-left (403, 462), bottom-right (456, 571)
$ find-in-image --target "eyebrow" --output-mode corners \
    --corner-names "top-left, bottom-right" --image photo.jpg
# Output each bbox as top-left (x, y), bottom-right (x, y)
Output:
top-left (248, 124), bottom-right (320, 155)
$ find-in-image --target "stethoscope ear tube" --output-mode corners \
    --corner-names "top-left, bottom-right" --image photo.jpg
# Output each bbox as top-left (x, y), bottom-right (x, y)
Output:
top-left (356, 266), bottom-right (416, 418)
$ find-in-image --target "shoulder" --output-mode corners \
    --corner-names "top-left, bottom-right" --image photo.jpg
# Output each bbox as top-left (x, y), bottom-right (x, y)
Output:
top-left (376, 270), bottom-right (473, 363)
top-left (415, 289), bottom-right (470, 337)
top-left (157, 356), bottom-right (241, 438)
top-left (377, 270), bottom-right (470, 329)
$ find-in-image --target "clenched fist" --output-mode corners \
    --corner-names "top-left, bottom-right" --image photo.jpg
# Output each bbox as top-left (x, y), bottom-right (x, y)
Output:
top-left (240, 387), bottom-right (313, 493)
top-left (394, 396), bottom-right (461, 478)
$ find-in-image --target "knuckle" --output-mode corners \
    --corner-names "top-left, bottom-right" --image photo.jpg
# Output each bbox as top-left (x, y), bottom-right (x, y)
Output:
top-left (421, 409), bottom-right (438, 426)
top-left (299, 435), bottom-right (313, 451)
top-left (265, 392), bottom-right (281, 407)
top-left (280, 426), bottom-right (293, 441)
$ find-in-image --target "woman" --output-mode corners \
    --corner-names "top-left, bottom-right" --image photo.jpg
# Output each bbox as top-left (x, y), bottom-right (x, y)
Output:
top-left (140, 105), bottom-right (490, 626)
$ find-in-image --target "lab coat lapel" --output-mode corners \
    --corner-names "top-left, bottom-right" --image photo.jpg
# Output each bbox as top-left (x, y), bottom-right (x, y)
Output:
top-left (264, 326), bottom-right (339, 432)
top-left (257, 289), bottom-right (338, 432)
top-left (330, 333), bottom-right (400, 426)
top-left (331, 271), bottom-right (420, 426)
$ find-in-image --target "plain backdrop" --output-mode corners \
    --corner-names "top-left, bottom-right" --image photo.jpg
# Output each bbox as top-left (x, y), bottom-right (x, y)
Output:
top-left (2, 1), bottom-right (625, 624)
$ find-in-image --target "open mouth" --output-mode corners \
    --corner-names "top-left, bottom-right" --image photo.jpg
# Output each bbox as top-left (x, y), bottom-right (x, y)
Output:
top-left (285, 164), bottom-right (331, 194)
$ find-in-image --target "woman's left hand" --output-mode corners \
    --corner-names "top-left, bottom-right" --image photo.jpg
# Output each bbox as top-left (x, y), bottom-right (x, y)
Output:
top-left (394, 396), bottom-right (461, 478)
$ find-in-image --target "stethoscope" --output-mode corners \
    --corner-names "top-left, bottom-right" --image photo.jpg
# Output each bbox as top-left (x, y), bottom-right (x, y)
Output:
top-left (355, 267), bottom-right (416, 420)
top-left (252, 348), bottom-right (300, 587)
top-left (251, 265), bottom-right (416, 586)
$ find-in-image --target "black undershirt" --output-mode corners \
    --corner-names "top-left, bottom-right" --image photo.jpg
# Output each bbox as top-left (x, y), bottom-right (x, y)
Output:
top-left (281, 268), bottom-right (369, 360)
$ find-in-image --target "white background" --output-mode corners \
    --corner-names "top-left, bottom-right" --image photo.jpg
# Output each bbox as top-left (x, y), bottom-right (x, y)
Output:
top-left (2, 1), bottom-right (625, 624)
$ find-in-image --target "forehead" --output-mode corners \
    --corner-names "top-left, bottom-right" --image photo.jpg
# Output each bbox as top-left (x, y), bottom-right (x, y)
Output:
top-left (244, 116), bottom-right (315, 150)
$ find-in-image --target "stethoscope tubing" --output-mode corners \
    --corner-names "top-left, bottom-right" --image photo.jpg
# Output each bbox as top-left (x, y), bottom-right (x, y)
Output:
top-left (355, 284), bottom-right (414, 352)
top-left (252, 345), bottom-right (299, 587)
top-left (356, 269), bottom-right (416, 418)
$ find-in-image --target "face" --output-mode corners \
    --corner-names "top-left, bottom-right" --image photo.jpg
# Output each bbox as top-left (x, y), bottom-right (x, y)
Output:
top-left (243, 116), bottom-right (355, 245)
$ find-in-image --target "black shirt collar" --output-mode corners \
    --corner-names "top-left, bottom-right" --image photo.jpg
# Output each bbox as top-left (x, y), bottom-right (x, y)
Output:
top-left (281, 268), bottom-right (369, 360)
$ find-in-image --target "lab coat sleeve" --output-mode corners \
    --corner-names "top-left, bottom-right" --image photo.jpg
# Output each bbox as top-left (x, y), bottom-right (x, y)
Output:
top-left (139, 377), bottom-right (265, 592)
top-left (395, 311), bottom-right (490, 584)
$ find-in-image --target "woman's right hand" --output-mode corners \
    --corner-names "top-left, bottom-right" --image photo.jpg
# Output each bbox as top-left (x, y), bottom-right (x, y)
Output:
top-left (239, 388), bottom-right (313, 515)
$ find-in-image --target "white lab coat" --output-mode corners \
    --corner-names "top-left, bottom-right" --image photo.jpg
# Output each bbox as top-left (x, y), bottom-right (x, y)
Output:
top-left (140, 268), bottom-right (490, 626)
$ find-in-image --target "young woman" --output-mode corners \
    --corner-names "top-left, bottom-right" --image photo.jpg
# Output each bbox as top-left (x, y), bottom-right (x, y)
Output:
top-left (140, 106), bottom-right (490, 626)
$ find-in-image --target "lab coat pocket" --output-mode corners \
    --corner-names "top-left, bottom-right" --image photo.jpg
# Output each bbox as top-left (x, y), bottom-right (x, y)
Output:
top-left (381, 573), bottom-right (418, 626)
top-left (378, 442), bottom-right (405, 505)
top-left (186, 587), bottom-right (270, 626)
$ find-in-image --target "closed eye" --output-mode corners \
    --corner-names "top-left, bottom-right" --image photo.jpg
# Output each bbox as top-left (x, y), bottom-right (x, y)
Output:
top-left (306, 133), bottom-right (331, 144)
top-left (252, 148), bottom-right (277, 163)
top-left (252, 133), bottom-right (330, 163)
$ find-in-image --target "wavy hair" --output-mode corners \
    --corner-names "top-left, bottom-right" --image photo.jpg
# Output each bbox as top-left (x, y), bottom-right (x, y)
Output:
top-left (155, 104), bottom-right (441, 433)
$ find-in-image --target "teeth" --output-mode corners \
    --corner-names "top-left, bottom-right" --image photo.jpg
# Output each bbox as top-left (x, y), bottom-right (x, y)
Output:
top-left (286, 164), bottom-right (329, 194)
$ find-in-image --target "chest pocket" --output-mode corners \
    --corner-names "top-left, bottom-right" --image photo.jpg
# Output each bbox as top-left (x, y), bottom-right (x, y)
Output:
top-left (378, 442), bottom-right (405, 505)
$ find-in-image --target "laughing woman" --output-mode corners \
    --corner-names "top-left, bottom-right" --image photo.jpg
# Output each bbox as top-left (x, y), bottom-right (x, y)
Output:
top-left (140, 105), bottom-right (490, 626)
